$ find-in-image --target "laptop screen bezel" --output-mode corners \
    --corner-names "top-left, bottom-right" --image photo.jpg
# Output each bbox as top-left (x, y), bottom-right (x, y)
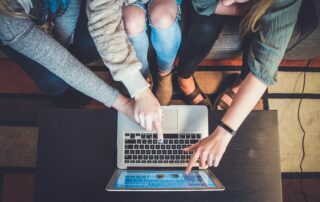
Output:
top-left (106, 169), bottom-right (225, 191)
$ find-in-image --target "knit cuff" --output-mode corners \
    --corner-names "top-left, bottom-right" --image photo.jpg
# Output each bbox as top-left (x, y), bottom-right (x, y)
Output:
top-left (121, 70), bottom-right (150, 98)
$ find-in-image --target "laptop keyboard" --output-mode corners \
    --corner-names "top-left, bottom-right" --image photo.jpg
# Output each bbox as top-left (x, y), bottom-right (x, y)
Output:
top-left (123, 133), bottom-right (201, 164)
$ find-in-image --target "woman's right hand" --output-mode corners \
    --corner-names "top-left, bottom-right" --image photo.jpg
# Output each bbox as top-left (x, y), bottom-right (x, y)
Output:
top-left (112, 93), bottom-right (163, 142)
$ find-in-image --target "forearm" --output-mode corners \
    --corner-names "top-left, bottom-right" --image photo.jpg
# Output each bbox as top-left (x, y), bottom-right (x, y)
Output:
top-left (215, 1), bottom-right (248, 16)
top-left (221, 72), bottom-right (267, 131)
top-left (0, 15), bottom-right (120, 107)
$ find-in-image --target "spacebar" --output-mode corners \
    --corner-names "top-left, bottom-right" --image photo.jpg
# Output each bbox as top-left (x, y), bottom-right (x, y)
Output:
top-left (164, 134), bottom-right (179, 139)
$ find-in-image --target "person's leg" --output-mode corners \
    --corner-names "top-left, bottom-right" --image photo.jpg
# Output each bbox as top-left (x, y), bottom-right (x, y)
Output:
top-left (147, 0), bottom-right (181, 105)
top-left (68, 0), bottom-right (100, 64)
top-left (177, 2), bottom-right (224, 104)
top-left (149, 0), bottom-right (181, 75)
top-left (0, 45), bottom-right (69, 95)
top-left (122, 4), bottom-right (150, 79)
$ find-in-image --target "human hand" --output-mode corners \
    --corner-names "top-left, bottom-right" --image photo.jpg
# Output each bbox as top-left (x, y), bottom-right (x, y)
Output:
top-left (184, 126), bottom-right (233, 174)
top-left (134, 88), bottom-right (163, 142)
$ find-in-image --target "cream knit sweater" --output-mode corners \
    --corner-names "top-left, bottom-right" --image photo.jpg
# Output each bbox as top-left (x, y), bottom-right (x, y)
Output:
top-left (86, 0), bottom-right (150, 98)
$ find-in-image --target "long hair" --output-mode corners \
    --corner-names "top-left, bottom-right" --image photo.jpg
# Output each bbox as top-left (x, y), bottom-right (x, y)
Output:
top-left (0, 0), bottom-right (29, 17)
top-left (240, 0), bottom-right (274, 37)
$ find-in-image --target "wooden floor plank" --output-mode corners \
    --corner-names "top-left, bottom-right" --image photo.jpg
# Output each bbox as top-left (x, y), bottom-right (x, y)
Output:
top-left (1, 174), bottom-right (35, 202)
top-left (0, 60), bottom-right (40, 94)
top-left (282, 178), bottom-right (320, 202)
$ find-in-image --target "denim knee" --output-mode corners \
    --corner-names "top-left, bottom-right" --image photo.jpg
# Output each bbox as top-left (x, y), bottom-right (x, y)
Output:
top-left (36, 73), bottom-right (69, 96)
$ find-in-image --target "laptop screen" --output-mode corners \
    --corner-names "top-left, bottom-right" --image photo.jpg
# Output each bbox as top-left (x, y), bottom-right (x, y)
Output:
top-left (114, 170), bottom-right (216, 189)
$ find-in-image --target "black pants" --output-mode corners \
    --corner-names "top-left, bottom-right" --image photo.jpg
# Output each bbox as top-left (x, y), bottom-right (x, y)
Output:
top-left (177, 1), bottom-right (225, 79)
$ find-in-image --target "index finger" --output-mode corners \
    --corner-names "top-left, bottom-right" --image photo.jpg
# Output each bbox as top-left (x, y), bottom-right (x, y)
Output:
top-left (185, 150), bottom-right (201, 174)
top-left (154, 118), bottom-right (163, 143)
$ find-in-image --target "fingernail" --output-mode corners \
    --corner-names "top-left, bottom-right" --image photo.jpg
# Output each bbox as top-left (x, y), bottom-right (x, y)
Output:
top-left (158, 139), bottom-right (163, 144)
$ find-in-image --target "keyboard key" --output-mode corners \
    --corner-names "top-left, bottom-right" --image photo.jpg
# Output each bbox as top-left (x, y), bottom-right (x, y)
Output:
top-left (168, 150), bottom-right (172, 154)
top-left (166, 145), bottom-right (170, 149)
top-left (173, 150), bottom-right (177, 154)
top-left (125, 160), bottom-right (129, 163)
top-left (141, 134), bottom-right (146, 139)
top-left (169, 140), bottom-right (173, 144)
top-left (174, 140), bottom-right (179, 144)
top-left (165, 134), bottom-right (179, 139)
top-left (125, 150), bottom-right (129, 154)
top-left (152, 150), bottom-right (156, 154)
top-left (180, 134), bottom-right (186, 139)
top-left (136, 160), bottom-right (141, 163)
top-left (164, 140), bottom-right (168, 144)
top-left (150, 145), bottom-right (155, 149)
top-left (137, 139), bottom-right (141, 144)
top-left (124, 139), bottom-right (136, 144)
top-left (191, 134), bottom-right (196, 139)
top-left (147, 160), bottom-right (152, 163)
top-left (144, 155), bottom-right (148, 159)
top-left (177, 145), bottom-right (181, 149)
top-left (156, 145), bottom-right (160, 149)
top-left (142, 160), bottom-right (146, 163)
top-left (125, 133), bottom-right (130, 137)
top-left (125, 155), bottom-right (132, 159)
top-left (133, 155), bottom-right (137, 159)
top-left (145, 145), bottom-right (149, 149)
top-left (138, 155), bottom-right (142, 159)
top-left (169, 160), bottom-right (174, 163)
top-left (146, 150), bottom-right (151, 154)
top-left (142, 140), bottom-right (147, 144)
top-left (186, 134), bottom-right (190, 139)
top-left (125, 145), bottom-right (133, 149)
top-left (136, 150), bottom-right (140, 154)
top-left (146, 134), bottom-right (152, 139)
top-left (153, 134), bottom-right (157, 139)
top-left (130, 133), bottom-right (135, 139)
top-left (162, 150), bottom-right (167, 155)
top-left (130, 150), bottom-right (134, 154)
top-left (149, 155), bottom-right (153, 159)
top-left (134, 145), bottom-right (138, 149)
top-left (157, 150), bottom-right (161, 154)
top-left (185, 140), bottom-right (189, 144)
top-left (161, 145), bottom-right (165, 149)
top-left (190, 140), bottom-right (198, 144)
top-left (197, 134), bottom-right (201, 139)
top-left (153, 140), bottom-right (157, 144)
top-left (172, 145), bottom-right (176, 149)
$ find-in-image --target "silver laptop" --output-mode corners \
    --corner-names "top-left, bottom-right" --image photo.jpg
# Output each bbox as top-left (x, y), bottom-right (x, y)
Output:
top-left (107, 105), bottom-right (224, 191)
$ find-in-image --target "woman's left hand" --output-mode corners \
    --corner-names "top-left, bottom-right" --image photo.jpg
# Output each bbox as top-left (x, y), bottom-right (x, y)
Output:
top-left (184, 126), bottom-right (233, 174)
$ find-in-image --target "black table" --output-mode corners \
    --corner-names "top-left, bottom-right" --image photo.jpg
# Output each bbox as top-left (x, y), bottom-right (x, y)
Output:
top-left (36, 109), bottom-right (282, 202)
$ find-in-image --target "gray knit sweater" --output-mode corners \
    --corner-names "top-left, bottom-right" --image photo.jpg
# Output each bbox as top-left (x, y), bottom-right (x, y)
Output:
top-left (0, 0), bottom-right (150, 107)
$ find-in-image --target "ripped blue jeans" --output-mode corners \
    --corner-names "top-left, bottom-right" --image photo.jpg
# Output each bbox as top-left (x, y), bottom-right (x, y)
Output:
top-left (127, 0), bottom-right (182, 78)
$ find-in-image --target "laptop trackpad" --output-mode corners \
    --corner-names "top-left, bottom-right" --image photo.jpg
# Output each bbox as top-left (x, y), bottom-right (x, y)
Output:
top-left (163, 108), bottom-right (178, 130)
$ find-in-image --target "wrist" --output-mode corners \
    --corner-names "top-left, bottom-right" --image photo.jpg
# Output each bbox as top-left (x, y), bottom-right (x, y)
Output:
top-left (134, 88), bottom-right (151, 100)
top-left (215, 125), bottom-right (233, 142)
top-left (218, 120), bottom-right (237, 137)
top-left (112, 94), bottom-right (131, 113)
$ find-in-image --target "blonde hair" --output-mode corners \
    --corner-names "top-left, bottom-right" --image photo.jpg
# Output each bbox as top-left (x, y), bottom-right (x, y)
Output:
top-left (0, 0), bottom-right (28, 17)
top-left (240, 0), bottom-right (274, 37)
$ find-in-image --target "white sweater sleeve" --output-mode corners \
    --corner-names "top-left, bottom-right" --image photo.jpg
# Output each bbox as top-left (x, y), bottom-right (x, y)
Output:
top-left (86, 0), bottom-right (149, 98)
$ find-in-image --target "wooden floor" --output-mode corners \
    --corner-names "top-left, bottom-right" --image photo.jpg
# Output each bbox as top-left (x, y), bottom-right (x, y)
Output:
top-left (1, 58), bottom-right (320, 202)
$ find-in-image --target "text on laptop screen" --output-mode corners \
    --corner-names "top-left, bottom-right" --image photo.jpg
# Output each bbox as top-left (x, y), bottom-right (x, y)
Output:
top-left (114, 170), bottom-right (216, 189)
